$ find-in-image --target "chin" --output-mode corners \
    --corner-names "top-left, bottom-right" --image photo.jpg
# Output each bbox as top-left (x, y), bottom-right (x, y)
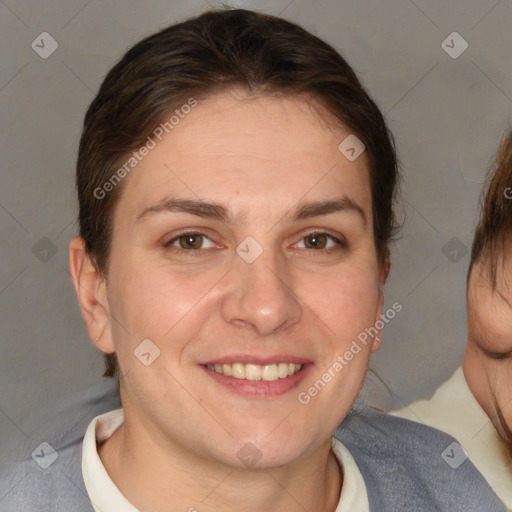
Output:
top-left (208, 433), bottom-right (313, 471)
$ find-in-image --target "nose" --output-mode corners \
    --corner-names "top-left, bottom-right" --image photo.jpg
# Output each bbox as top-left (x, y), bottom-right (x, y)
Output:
top-left (221, 249), bottom-right (302, 336)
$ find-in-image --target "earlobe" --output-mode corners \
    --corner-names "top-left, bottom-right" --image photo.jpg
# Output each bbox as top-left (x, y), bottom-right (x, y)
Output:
top-left (371, 256), bottom-right (390, 354)
top-left (68, 236), bottom-right (115, 354)
top-left (370, 297), bottom-right (384, 354)
top-left (371, 335), bottom-right (382, 353)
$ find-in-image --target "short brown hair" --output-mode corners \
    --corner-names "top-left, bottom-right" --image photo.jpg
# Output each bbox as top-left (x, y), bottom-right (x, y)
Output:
top-left (468, 130), bottom-right (512, 287)
top-left (76, 8), bottom-right (400, 379)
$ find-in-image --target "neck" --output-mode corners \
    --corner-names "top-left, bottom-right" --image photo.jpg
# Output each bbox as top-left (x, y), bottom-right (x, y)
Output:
top-left (98, 412), bottom-right (342, 512)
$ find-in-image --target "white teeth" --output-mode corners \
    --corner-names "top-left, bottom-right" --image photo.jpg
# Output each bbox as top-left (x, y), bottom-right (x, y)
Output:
top-left (262, 364), bottom-right (278, 381)
top-left (245, 364), bottom-right (262, 381)
top-left (278, 362), bottom-right (289, 378)
top-left (206, 362), bottom-right (303, 380)
top-left (232, 363), bottom-right (245, 379)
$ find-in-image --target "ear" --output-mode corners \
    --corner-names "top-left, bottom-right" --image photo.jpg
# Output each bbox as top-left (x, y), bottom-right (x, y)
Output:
top-left (370, 253), bottom-right (391, 353)
top-left (68, 236), bottom-right (114, 354)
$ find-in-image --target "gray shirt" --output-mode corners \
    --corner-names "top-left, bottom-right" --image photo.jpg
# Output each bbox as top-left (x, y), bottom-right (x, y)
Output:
top-left (0, 383), bottom-right (507, 511)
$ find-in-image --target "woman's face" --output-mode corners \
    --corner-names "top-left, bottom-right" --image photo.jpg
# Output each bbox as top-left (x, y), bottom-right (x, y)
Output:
top-left (98, 89), bottom-right (387, 469)
top-left (465, 256), bottom-right (512, 440)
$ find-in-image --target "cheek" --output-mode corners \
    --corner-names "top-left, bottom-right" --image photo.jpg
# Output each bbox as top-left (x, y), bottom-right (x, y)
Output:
top-left (465, 346), bottom-right (512, 432)
top-left (110, 263), bottom-right (223, 338)
top-left (465, 345), bottom-right (495, 417)
top-left (308, 268), bottom-right (380, 337)
top-left (107, 246), bottom-right (380, 378)
top-left (294, 266), bottom-right (381, 386)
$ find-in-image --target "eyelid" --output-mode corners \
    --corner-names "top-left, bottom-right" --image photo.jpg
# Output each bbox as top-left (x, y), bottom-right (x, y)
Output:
top-left (489, 353), bottom-right (510, 360)
top-left (162, 228), bottom-right (348, 253)
top-left (481, 347), bottom-right (512, 360)
top-left (291, 229), bottom-right (348, 249)
top-left (163, 229), bottom-right (220, 250)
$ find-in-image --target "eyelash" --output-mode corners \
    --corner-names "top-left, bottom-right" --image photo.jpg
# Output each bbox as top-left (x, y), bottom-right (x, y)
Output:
top-left (489, 352), bottom-right (510, 361)
top-left (163, 230), bottom-right (348, 256)
top-left (482, 348), bottom-right (511, 361)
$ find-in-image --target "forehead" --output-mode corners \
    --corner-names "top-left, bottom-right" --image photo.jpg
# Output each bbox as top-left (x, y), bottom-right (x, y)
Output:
top-left (115, 89), bottom-right (372, 223)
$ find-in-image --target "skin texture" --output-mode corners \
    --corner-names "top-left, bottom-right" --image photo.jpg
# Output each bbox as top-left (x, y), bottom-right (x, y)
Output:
top-left (464, 256), bottom-right (512, 444)
top-left (69, 88), bottom-right (389, 512)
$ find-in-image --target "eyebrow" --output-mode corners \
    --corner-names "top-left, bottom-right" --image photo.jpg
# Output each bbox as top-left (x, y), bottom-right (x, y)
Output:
top-left (136, 196), bottom-right (367, 226)
top-left (292, 197), bottom-right (367, 225)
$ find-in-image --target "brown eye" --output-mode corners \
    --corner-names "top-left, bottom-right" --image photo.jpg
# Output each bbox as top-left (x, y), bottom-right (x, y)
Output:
top-left (164, 232), bottom-right (216, 253)
top-left (295, 232), bottom-right (346, 251)
top-left (304, 233), bottom-right (329, 249)
top-left (178, 234), bottom-right (203, 250)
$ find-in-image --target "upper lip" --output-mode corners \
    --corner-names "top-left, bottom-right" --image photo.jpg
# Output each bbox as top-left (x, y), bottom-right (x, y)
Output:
top-left (201, 355), bottom-right (312, 366)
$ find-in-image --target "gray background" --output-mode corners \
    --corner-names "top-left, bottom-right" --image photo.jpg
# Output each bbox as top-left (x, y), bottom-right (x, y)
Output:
top-left (1, 0), bottom-right (511, 466)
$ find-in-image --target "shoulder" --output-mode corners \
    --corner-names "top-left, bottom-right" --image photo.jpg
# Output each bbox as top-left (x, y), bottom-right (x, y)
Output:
top-left (334, 406), bottom-right (507, 512)
top-left (0, 440), bottom-right (93, 512)
top-left (391, 366), bottom-right (470, 424)
top-left (389, 368), bottom-right (512, 507)
top-left (0, 379), bottom-right (121, 512)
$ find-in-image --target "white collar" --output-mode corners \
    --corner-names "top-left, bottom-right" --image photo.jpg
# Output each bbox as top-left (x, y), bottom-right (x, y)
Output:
top-left (82, 408), bottom-right (369, 512)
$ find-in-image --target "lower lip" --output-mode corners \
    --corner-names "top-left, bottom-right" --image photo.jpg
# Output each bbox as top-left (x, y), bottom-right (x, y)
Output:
top-left (200, 364), bottom-right (312, 399)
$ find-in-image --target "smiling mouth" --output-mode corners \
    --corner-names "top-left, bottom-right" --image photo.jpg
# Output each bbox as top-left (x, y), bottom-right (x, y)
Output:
top-left (205, 362), bottom-right (303, 381)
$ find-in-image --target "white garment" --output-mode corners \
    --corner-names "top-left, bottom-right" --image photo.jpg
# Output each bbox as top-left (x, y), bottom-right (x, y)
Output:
top-left (82, 408), bottom-right (369, 512)
top-left (392, 366), bottom-right (512, 510)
